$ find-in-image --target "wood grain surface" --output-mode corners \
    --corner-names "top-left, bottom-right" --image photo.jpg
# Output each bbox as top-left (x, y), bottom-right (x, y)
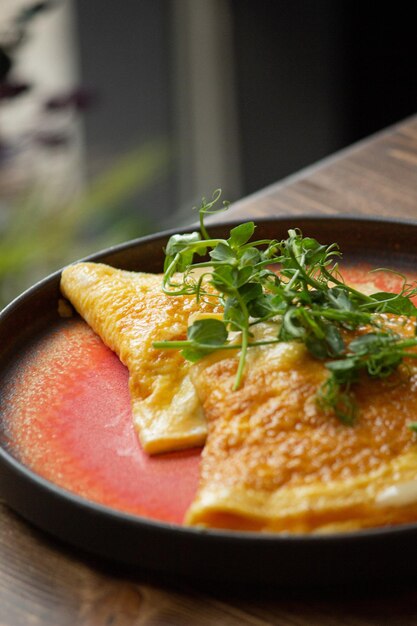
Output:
top-left (2, 114), bottom-right (417, 625)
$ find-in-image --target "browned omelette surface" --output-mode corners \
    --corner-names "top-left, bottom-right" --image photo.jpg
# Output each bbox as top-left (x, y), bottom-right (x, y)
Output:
top-left (186, 320), bottom-right (417, 532)
top-left (61, 262), bottom-right (220, 454)
top-left (61, 262), bottom-right (417, 532)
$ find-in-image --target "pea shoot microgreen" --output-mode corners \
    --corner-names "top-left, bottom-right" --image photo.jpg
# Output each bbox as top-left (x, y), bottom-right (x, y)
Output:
top-left (153, 190), bottom-right (417, 425)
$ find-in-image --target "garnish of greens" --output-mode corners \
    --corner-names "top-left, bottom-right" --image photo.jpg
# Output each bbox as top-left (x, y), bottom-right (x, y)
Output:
top-left (153, 190), bottom-right (417, 426)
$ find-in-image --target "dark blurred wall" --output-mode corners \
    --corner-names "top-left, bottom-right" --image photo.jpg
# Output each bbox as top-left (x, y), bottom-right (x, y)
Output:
top-left (231, 0), bottom-right (346, 193)
top-left (75, 0), bottom-right (174, 223)
top-left (232, 1), bottom-right (417, 194)
top-left (342, 4), bottom-right (417, 140)
top-left (75, 1), bottom-right (417, 213)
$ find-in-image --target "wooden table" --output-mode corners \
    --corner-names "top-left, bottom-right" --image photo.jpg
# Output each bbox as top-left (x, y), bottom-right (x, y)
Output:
top-left (2, 115), bottom-right (417, 625)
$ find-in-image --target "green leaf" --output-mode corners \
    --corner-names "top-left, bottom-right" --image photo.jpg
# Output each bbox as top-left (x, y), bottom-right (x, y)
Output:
top-left (228, 222), bottom-right (255, 248)
top-left (211, 266), bottom-right (238, 293)
top-left (224, 297), bottom-right (247, 330)
top-left (159, 201), bottom-right (417, 420)
top-left (238, 282), bottom-right (263, 305)
top-left (332, 392), bottom-right (357, 426)
top-left (348, 333), bottom-right (392, 355)
top-left (326, 287), bottom-right (354, 311)
top-left (326, 357), bottom-right (358, 372)
top-left (305, 336), bottom-right (329, 359)
top-left (317, 376), bottom-right (357, 425)
top-left (181, 346), bottom-right (214, 362)
top-left (164, 232), bottom-right (206, 274)
top-left (165, 232), bottom-right (201, 256)
top-left (367, 352), bottom-right (402, 378)
top-left (187, 318), bottom-right (228, 346)
top-left (370, 292), bottom-right (417, 315)
top-left (236, 266), bottom-right (254, 287)
top-left (324, 324), bottom-right (345, 356)
top-left (240, 247), bottom-right (261, 266)
top-left (209, 242), bottom-right (236, 263)
top-left (248, 294), bottom-right (280, 319)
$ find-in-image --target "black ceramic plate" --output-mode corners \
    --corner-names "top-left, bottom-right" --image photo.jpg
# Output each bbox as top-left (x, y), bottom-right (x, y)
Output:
top-left (2, 215), bottom-right (417, 588)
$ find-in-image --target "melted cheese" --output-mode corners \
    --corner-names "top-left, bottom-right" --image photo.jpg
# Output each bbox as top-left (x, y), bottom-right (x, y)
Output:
top-left (186, 320), bottom-right (417, 532)
top-left (60, 262), bottom-right (220, 454)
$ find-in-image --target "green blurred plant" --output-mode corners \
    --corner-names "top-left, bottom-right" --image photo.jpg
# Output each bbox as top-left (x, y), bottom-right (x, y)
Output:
top-left (0, 138), bottom-right (170, 307)
top-left (0, 1), bottom-right (172, 308)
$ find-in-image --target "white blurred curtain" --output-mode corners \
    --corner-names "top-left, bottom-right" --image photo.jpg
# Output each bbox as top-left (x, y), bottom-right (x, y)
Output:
top-left (0, 0), bottom-right (84, 202)
top-left (171, 0), bottom-right (242, 213)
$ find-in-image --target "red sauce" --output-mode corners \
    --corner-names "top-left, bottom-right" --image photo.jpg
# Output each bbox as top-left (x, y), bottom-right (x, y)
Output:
top-left (3, 321), bottom-right (200, 524)
top-left (2, 263), bottom-right (416, 524)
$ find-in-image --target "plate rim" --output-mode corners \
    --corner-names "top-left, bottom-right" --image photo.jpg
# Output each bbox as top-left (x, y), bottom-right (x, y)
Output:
top-left (2, 213), bottom-right (417, 583)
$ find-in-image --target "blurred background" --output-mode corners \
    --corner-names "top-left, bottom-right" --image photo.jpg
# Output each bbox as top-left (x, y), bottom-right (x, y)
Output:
top-left (0, 0), bottom-right (416, 305)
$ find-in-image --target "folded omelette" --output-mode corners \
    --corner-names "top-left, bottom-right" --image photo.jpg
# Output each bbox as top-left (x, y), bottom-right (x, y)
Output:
top-left (60, 262), bottom-right (220, 454)
top-left (61, 262), bottom-right (417, 533)
top-left (187, 321), bottom-right (417, 532)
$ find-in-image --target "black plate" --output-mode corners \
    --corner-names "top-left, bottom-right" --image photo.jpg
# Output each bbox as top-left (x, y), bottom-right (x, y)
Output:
top-left (2, 215), bottom-right (417, 588)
